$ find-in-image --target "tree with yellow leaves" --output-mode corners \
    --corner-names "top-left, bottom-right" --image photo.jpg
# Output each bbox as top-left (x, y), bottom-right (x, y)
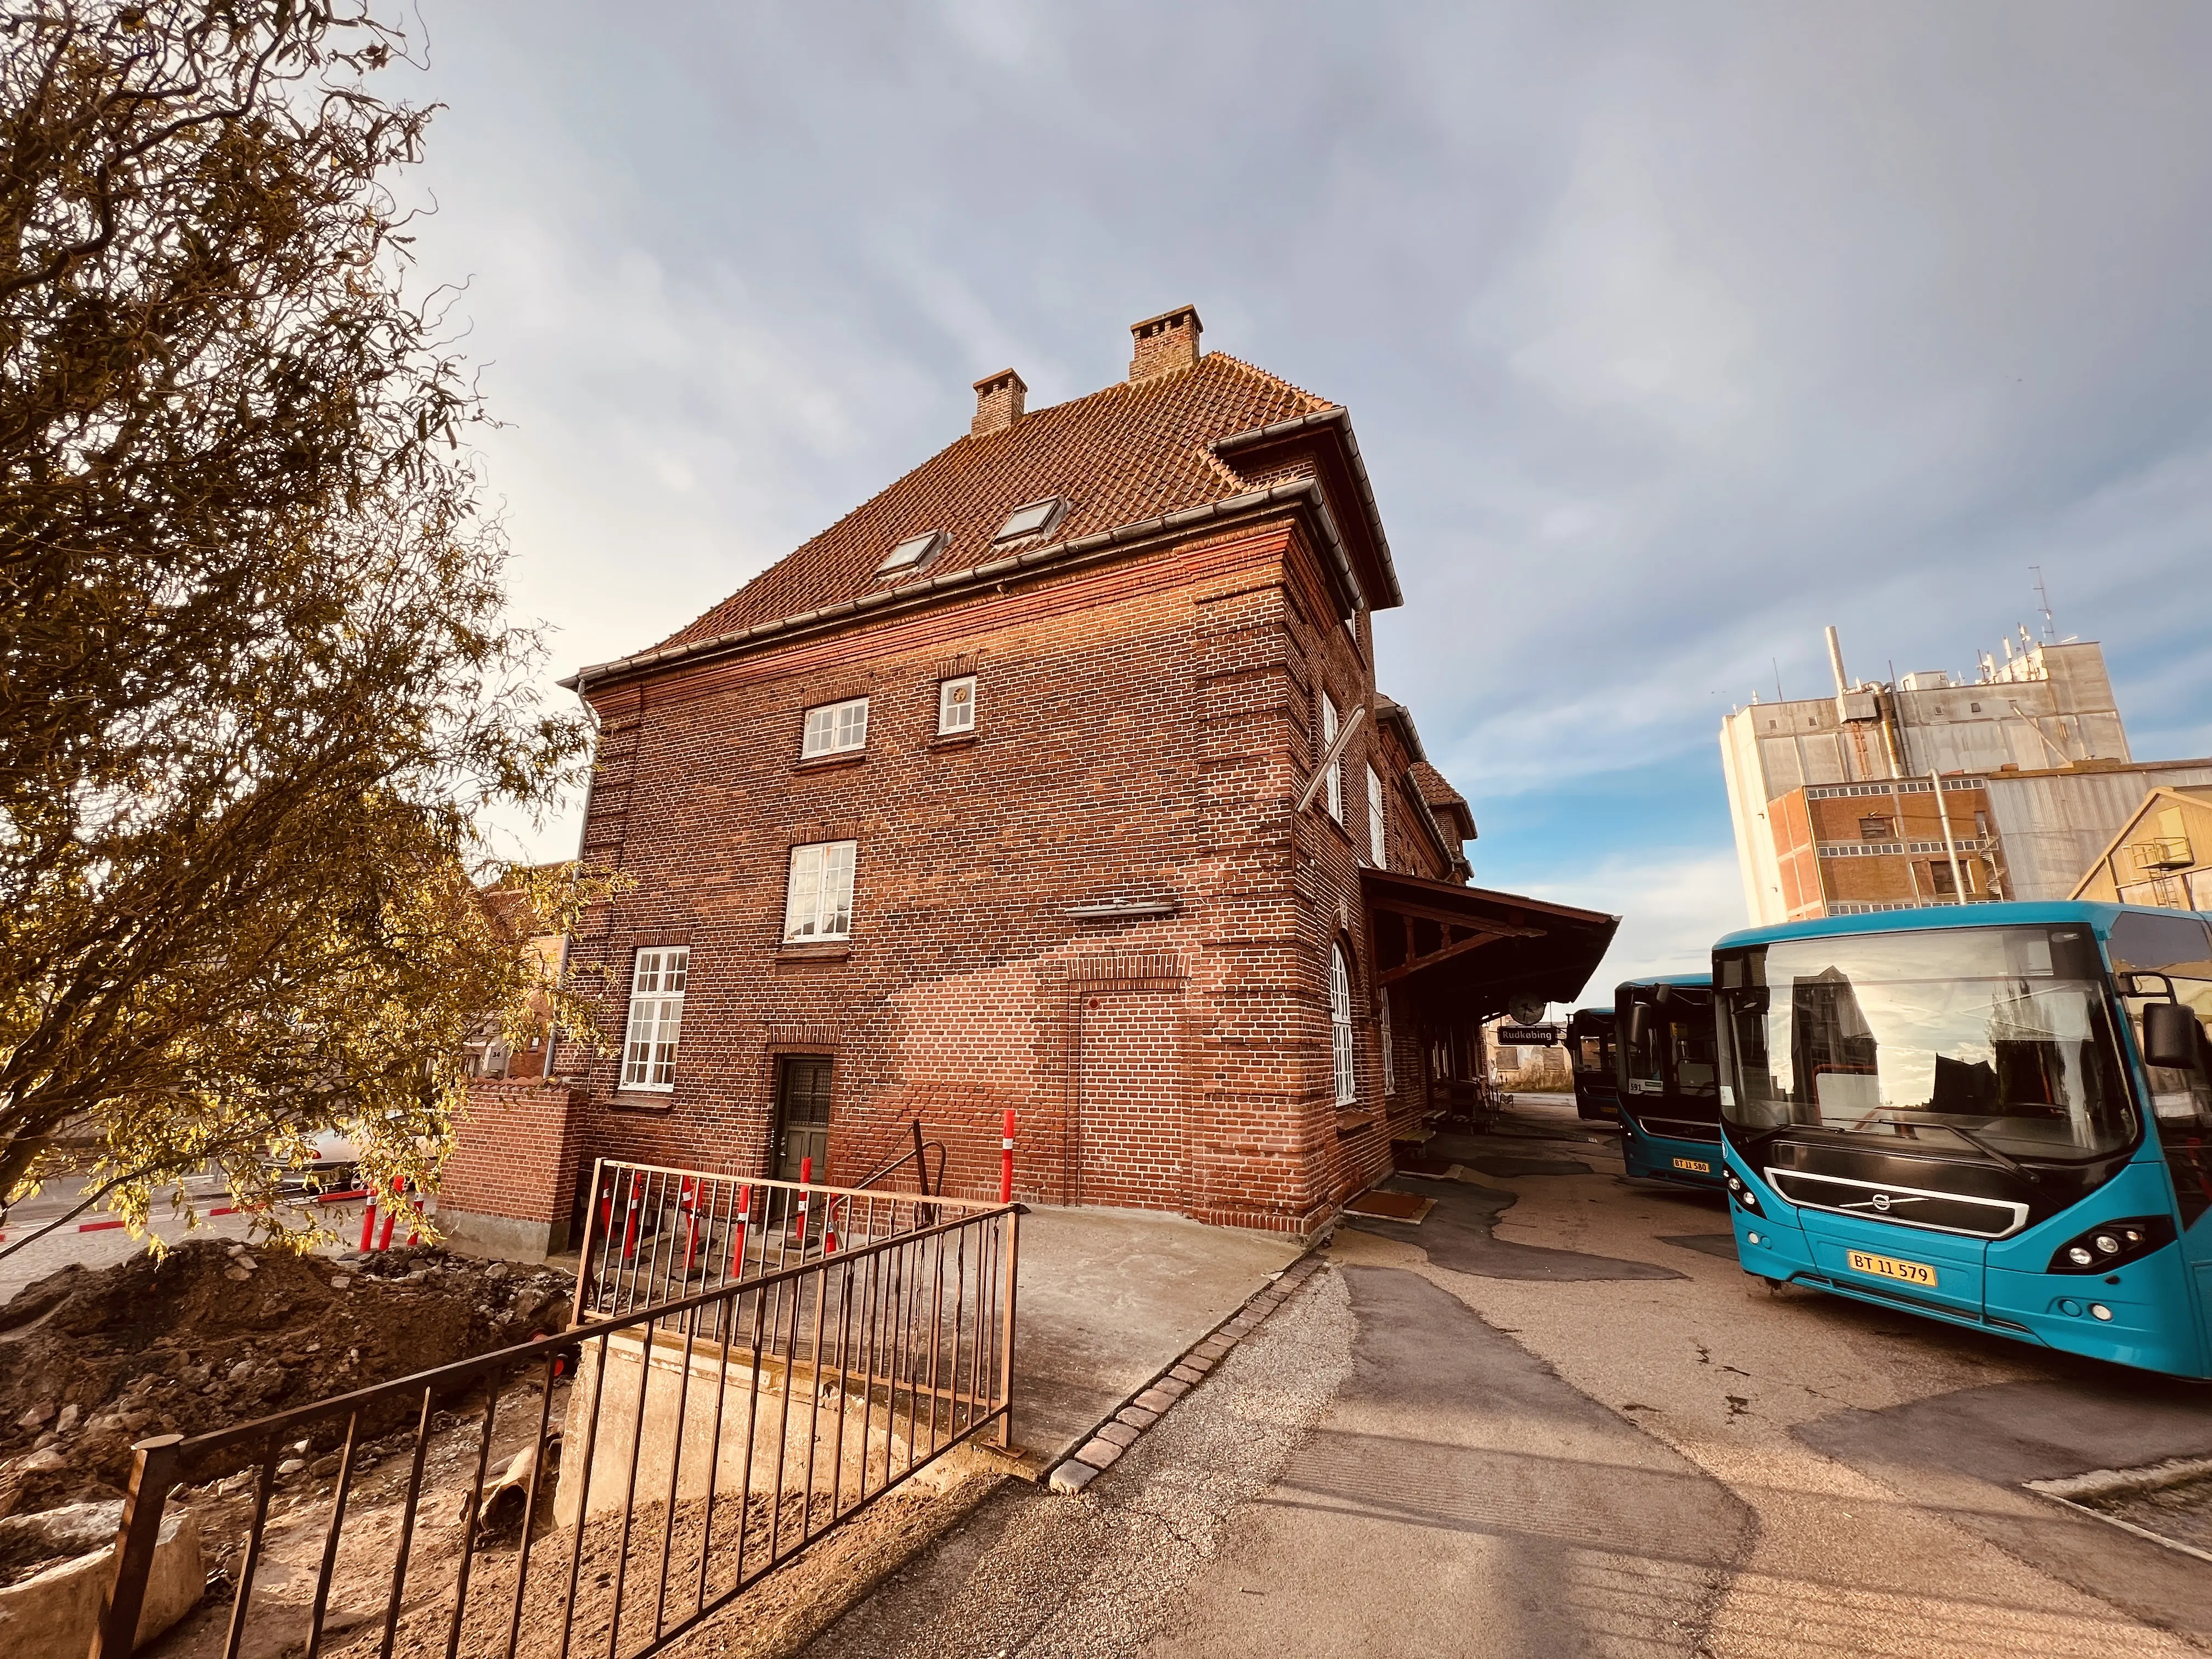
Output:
top-left (0, 2), bottom-right (609, 1252)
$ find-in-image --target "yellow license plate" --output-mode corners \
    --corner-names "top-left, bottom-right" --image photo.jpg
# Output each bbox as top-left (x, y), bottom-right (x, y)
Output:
top-left (1672, 1157), bottom-right (1711, 1173)
top-left (1846, 1249), bottom-right (1938, 1288)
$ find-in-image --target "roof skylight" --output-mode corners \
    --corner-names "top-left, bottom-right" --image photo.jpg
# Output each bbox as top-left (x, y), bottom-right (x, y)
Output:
top-left (879, 529), bottom-right (947, 575)
top-left (994, 496), bottom-right (1066, 544)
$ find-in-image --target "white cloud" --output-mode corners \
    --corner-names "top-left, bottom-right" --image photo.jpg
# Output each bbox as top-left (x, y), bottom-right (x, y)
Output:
top-left (1519, 852), bottom-right (1748, 1006)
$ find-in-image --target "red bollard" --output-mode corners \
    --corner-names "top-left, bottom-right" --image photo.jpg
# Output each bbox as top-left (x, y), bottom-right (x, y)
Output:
top-left (1000, 1108), bottom-right (1016, 1204)
top-left (621, 1188), bottom-right (641, 1262)
top-left (376, 1177), bottom-right (402, 1251)
top-left (823, 1195), bottom-right (840, 1255)
top-left (732, 1183), bottom-right (752, 1276)
top-left (357, 1188), bottom-right (376, 1252)
top-left (796, 1155), bottom-right (812, 1248)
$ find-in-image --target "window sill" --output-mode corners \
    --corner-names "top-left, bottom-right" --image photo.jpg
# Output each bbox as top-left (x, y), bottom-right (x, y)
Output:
top-left (795, 751), bottom-right (867, 773)
top-left (1334, 1108), bottom-right (1380, 1136)
top-left (607, 1092), bottom-right (674, 1114)
top-left (777, 941), bottom-right (853, 962)
top-left (929, 731), bottom-right (979, 750)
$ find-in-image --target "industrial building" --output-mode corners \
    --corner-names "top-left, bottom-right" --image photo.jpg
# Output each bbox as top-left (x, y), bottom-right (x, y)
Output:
top-left (1720, 626), bottom-right (2212, 923)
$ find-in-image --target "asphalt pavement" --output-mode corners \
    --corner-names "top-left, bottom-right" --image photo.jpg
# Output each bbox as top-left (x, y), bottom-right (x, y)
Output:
top-left (802, 1096), bottom-right (2211, 1657)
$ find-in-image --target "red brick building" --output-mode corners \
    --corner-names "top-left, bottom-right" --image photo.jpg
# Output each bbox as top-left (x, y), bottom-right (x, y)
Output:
top-left (442, 309), bottom-right (1613, 1257)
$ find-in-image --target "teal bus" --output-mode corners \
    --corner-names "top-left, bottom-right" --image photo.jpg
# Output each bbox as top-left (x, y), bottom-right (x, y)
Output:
top-left (1616, 974), bottom-right (1725, 1189)
top-left (1714, 902), bottom-right (2212, 1379)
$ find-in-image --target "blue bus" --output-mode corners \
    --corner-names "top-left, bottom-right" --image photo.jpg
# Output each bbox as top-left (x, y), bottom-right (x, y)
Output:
top-left (1567, 1007), bottom-right (1620, 1121)
top-left (1715, 902), bottom-right (2212, 1379)
top-left (1615, 975), bottom-right (1726, 1189)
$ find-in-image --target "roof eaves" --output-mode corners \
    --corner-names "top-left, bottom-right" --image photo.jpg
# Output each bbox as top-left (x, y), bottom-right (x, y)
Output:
top-left (1211, 405), bottom-right (1404, 610)
top-left (558, 477), bottom-right (1340, 695)
top-left (1374, 695), bottom-right (1427, 764)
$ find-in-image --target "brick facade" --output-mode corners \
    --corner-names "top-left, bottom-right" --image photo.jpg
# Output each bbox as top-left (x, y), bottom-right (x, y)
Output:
top-left (1768, 777), bottom-right (2001, 917)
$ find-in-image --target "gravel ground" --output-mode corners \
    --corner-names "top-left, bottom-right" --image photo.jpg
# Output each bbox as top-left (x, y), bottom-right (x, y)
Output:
top-left (800, 1264), bottom-right (1355, 1659)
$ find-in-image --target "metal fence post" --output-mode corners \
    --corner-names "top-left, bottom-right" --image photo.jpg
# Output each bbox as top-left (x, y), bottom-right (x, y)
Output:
top-left (90, 1432), bottom-right (184, 1659)
top-left (996, 1207), bottom-right (1021, 1451)
top-left (571, 1155), bottom-right (606, 1328)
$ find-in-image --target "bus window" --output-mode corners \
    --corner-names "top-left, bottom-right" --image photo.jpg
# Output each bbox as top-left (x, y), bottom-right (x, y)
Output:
top-left (1672, 1016), bottom-right (1718, 1096)
top-left (2109, 911), bottom-right (2212, 1128)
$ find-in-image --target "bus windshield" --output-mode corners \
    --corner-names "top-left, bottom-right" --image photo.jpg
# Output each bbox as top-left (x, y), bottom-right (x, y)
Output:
top-left (1622, 990), bottom-right (1716, 1099)
top-left (1717, 925), bottom-right (2135, 1161)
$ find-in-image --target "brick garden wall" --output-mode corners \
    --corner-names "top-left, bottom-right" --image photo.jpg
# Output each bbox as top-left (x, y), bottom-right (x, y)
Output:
top-left (441, 1080), bottom-right (590, 1247)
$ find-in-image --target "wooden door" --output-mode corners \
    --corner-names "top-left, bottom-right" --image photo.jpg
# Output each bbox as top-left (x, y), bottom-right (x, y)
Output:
top-left (774, 1057), bottom-right (833, 1181)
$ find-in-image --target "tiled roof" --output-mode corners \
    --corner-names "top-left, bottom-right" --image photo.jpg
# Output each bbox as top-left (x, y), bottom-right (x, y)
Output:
top-left (657, 353), bottom-right (1334, 650)
top-left (1410, 761), bottom-right (1477, 842)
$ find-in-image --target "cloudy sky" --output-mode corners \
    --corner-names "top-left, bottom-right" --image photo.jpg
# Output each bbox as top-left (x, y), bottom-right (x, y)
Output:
top-left (398, 2), bottom-right (2212, 995)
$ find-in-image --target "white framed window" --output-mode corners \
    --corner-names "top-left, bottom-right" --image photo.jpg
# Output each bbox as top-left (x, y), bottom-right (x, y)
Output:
top-left (620, 946), bottom-right (689, 1091)
top-left (783, 840), bottom-right (857, 941)
top-left (802, 697), bottom-right (869, 758)
top-left (1330, 945), bottom-right (1356, 1105)
top-left (1365, 763), bottom-right (1386, 866)
top-left (1380, 987), bottom-right (1396, 1093)
top-left (938, 675), bottom-right (977, 735)
top-left (1319, 693), bottom-right (1343, 822)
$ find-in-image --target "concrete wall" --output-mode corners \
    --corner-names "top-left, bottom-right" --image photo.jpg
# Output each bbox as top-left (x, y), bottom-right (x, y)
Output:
top-left (554, 1329), bottom-right (975, 1532)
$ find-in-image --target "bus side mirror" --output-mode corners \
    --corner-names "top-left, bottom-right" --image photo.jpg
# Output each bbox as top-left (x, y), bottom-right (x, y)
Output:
top-left (1627, 1004), bottom-right (1650, 1047)
top-left (2143, 1002), bottom-right (2203, 1070)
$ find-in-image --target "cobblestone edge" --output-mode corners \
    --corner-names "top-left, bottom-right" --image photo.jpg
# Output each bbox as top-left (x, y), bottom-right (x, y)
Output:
top-left (1043, 1240), bottom-right (1331, 1493)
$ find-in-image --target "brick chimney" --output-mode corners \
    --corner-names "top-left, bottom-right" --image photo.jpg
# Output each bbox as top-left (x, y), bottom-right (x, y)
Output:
top-left (1128, 305), bottom-right (1203, 380)
top-left (971, 368), bottom-right (1026, 437)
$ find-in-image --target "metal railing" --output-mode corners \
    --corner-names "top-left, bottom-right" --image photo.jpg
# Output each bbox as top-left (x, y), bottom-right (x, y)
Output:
top-left (578, 1155), bottom-right (999, 1324)
top-left (93, 1189), bottom-right (1020, 1659)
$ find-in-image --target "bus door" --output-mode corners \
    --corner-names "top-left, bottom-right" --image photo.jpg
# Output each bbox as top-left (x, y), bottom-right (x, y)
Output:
top-left (2109, 911), bottom-right (2212, 1342)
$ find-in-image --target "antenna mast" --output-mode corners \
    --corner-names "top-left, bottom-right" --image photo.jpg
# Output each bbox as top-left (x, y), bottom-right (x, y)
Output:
top-left (2031, 565), bottom-right (2056, 642)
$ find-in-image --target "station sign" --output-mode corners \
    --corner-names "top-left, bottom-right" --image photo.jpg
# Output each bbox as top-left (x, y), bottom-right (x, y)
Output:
top-left (1495, 1023), bottom-right (1561, 1047)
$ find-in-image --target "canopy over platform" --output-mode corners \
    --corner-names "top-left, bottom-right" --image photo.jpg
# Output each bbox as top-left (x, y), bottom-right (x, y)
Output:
top-left (1361, 868), bottom-right (1620, 1020)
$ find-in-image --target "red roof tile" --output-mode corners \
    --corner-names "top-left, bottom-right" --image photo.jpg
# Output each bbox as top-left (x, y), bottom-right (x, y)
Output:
top-left (657, 353), bottom-right (1334, 650)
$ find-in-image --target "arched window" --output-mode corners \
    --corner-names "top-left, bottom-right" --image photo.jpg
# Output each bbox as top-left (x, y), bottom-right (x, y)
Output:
top-left (1330, 945), bottom-right (1356, 1105)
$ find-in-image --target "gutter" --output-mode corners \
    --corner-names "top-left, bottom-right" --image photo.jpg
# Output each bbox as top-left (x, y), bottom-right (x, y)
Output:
top-left (1210, 405), bottom-right (1404, 610)
top-left (560, 477), bottom-right (1356, 697)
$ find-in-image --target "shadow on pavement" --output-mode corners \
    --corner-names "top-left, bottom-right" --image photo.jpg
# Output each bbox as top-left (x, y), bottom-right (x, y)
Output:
top-left (1343, 1178), bottom-right (1685, 1283)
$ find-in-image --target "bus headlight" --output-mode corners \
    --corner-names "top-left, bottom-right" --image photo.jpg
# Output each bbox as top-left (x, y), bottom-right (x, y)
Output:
top-left (1723, 1168), bottom-right (1763, 1214)
top-left (2046, 1216), bottom-right (2174, 1275)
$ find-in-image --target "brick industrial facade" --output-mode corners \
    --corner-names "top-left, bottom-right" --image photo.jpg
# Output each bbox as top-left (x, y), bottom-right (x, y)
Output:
top-left (442, 310), bottom-right (1613, 1256)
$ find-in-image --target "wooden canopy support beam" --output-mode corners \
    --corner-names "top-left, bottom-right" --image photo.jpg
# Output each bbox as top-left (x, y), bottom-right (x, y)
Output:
top-left (1378, 923), bottom-right (1534, 985)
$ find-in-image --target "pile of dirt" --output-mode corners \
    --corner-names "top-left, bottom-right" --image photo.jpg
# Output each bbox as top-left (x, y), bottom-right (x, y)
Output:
top-left (0, 1239), bottom-right (573, 1516)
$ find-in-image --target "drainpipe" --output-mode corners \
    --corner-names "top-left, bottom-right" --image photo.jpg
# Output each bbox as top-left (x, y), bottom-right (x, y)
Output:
top-left (1931, 770), bottom-right (1968, 904)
